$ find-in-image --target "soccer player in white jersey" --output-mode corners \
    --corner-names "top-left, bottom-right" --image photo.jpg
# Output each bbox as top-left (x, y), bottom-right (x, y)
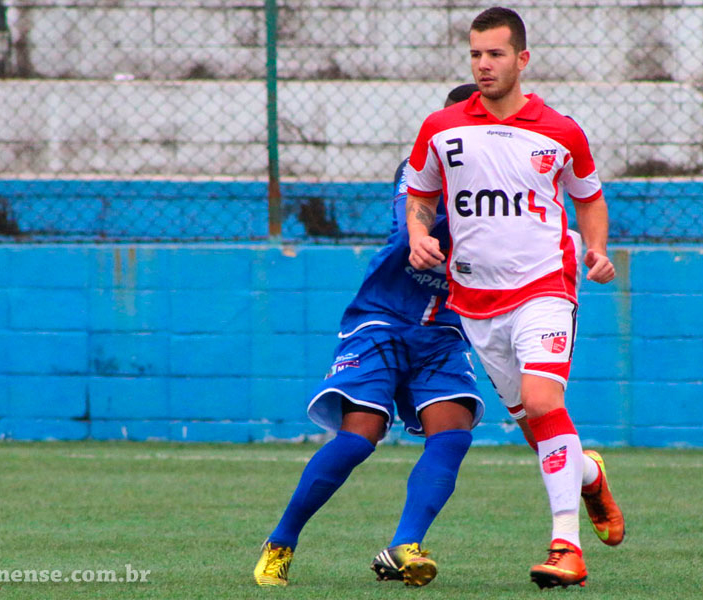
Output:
top-left (405, 6), bottom-right (622, 589)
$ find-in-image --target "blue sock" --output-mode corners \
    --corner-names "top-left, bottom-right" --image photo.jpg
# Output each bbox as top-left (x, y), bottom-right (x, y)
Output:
top-left (268, 430), bottom-right (375, 549)
top-left (390, 429), bottom-right (473, 546)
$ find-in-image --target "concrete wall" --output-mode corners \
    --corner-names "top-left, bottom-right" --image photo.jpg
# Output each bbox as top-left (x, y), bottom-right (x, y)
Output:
top-left (4, 1), bottom-right (703, 83)
top-left (2, 80), bottom-right (702, 180)
top-left (0, 242), bottom-right (701, 447)
top-left (1, 2), bottom-right (702, 179)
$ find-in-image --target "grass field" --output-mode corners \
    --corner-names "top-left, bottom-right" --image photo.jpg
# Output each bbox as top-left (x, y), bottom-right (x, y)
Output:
top-left (0, 442), bottom-right (701, 599)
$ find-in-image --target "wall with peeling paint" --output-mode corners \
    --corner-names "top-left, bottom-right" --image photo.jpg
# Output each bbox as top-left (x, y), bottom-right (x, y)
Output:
top-left (2, 80), bottom-right (702, 181)
top-left (0, 243), bottom-right (701, 446)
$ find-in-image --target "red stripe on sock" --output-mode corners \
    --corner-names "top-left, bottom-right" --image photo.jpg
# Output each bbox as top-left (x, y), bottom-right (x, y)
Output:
top-left (507, 403), bottom-right (525, 416)
top-left (527, 408), bottom-right (577, 442)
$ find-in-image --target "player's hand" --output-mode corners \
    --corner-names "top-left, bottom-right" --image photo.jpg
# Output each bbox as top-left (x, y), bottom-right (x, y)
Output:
top-left (409, 235), bottom-right (445, 270)
top-left (584, 249), bottom-right (615, 283)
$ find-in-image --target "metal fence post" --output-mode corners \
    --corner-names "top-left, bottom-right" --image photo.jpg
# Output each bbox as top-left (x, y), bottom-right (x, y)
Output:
top-left (265, 0), bottom-right (281, 239)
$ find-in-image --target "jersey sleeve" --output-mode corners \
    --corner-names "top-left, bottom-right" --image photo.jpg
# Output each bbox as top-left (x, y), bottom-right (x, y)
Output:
top-left (560, 118), bottom-right (602, 203)
top-left (392, 158), bottom-right (409, 232)
top-left (407, 117), bottom-right (443, 198)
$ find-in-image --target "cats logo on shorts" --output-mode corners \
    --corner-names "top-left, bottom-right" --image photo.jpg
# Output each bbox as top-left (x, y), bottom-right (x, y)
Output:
top-left (541, 331), bottom-right (567, 353)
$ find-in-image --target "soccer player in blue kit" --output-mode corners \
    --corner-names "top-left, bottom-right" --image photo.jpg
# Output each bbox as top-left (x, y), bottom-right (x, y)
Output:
top-left (254, 84), bottom-right (485, 588)
top-left (254, 84), bottom-right (623, 589)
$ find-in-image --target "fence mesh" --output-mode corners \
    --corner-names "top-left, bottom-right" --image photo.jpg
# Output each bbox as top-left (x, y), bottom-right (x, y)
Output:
top-left (0, 1), bottom-right (702, 242)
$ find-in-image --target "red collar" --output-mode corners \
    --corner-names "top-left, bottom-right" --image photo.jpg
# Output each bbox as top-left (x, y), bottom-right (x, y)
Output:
top-left (465, 93), bottom-right (544, 124)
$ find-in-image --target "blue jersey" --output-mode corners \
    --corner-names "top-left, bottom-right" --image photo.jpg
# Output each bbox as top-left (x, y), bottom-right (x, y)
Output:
top-left (338, 159), bottom-right (462, 336)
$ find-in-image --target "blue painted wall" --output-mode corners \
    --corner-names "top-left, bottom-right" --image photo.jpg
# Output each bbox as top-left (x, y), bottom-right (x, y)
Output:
top-left (0, 243), bottom-right (701, 447)
top-left (3, 179), bottom-right (703, 242)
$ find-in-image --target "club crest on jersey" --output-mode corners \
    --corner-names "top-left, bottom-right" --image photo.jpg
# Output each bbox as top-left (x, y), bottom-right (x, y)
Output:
top-left (326, 353), bottom-right (360, 378)
top-left (530, 149), bottom-right (557, 174)
top-left (542, 445), bottom-right (568, 474)
top-left (541, 331), bottom-right (568, 353)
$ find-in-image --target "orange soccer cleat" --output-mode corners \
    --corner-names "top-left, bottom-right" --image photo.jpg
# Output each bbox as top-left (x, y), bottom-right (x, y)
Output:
top-left (530, 540), bottom-right (587, 589)
top-left (581, 450), bottom-right (625, 546)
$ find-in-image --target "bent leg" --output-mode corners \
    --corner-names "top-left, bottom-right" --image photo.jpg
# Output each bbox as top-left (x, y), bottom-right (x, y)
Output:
top-left (340, 400), bottom-right (388, 445)
top-left (390, 401), bottom-right (474, 546)
top-left (517, 413), bottom-right (599, 487)
top-left (420, 399), bottom-right (475, 437)
top-left (268, 404), bottom-right (383, 549)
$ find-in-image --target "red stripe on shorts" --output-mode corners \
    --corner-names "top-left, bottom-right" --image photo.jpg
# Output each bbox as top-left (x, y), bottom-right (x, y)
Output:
top-left (524, 361), bottom-right (572, 381)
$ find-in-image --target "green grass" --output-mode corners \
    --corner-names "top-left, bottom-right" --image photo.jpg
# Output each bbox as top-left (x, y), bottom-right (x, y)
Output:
top-left (0, 442), bottom-right (701, 599)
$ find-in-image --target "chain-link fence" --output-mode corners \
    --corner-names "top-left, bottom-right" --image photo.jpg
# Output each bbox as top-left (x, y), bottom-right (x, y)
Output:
top-left (0, 1), bottom-right (702, 242)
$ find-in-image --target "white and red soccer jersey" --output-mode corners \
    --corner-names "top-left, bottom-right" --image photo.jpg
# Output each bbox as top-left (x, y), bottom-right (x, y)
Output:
top-left (407, 93), bottom-right (602, 319)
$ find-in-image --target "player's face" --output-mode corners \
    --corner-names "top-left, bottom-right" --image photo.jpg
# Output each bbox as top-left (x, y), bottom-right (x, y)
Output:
top-left (469, 26), bottom-right (529, 101)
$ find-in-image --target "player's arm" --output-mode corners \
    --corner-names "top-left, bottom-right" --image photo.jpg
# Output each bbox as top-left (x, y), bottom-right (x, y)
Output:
top-left (573, 192), bottom-right (615, 283)
top-left (407, 193), bottom-right (444, 270)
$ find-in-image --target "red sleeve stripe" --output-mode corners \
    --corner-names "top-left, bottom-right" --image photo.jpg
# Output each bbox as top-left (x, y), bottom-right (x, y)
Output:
top-left (571, 189), bottom-right (603, 203)
top-left (407, 186), bottom-right (442, 198)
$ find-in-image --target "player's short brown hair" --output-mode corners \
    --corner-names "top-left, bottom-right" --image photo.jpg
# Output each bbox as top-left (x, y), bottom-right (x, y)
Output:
top-left (470, 7), bottom-right (527, 53)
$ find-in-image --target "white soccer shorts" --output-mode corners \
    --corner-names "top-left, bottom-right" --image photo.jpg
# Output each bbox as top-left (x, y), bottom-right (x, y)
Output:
top-left (460, 296), bottom-right (577, 420)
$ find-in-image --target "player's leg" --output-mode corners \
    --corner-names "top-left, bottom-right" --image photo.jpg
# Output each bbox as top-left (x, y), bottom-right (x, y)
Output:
top-left (460, 300), bottom-right (587, 588)
top-left (459, 314), bottom-right (618, 552)
top-left (267, 402), bottom-right (385, 547)
top-left (509, 298), bottom-right (587, 588)
top-left (522, 375), bottom-right (587, 588)
top-left (514, 414), bottom-right (624, 546)
top-left (372, 328), bottom-right (482, 587)
top-left (390, 399), bottom-right (475, 545)
top-left (372, 401), bottom-right (475, 587)
top-left (255, 402), bottom-right (384, 586)
top-left (580, 450), bottom-right (625, 545)
top-left (256, 329), bottom-right (397, 586)
top-left (557, 231), bottom-right (623, 543)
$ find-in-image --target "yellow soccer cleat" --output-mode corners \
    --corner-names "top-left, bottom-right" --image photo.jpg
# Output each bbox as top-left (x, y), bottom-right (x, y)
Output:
top-left (582, 450), bottom-right (625, 546)
top-left (254, 541), bottom-right (294, 587)
top-left (371, 542), bottom-right (437, 587)
top-left (530, 540), bottom-right (587, 589)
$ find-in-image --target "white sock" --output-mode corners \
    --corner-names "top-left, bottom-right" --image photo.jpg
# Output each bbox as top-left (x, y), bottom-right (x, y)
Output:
top-left (537, 433), bottom-right (584, 548)
top-left (552, 511), bottom-right (580, 548)
top-left (582, 453), bottom-right (600, 487)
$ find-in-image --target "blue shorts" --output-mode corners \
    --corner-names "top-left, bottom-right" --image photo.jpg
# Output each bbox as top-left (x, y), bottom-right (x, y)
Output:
top-left (307, 323), bottom-right (484, 438)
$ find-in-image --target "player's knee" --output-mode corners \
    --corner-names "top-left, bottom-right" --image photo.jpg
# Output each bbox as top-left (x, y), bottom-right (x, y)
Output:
top-left (340, 400), bottom-right (387, 445)
top-left (420, 399), bottom-right (475, 436)
top-left (520, 374), bottom-right (565, 418)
